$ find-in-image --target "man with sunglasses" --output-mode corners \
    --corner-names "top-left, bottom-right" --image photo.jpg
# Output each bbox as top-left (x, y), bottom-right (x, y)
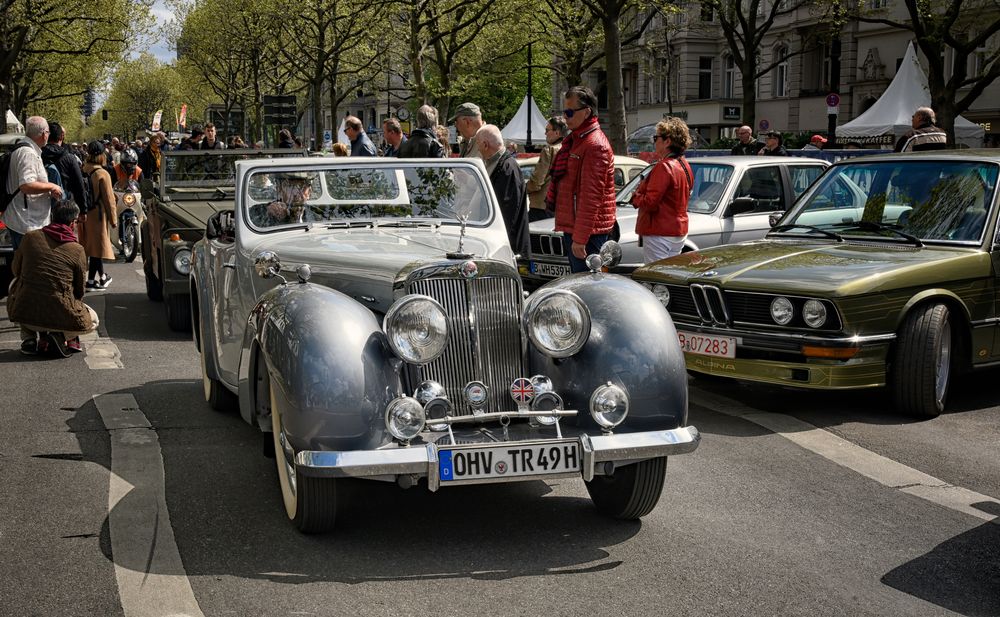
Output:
top-left (544, 86), bottom-right (616, 273)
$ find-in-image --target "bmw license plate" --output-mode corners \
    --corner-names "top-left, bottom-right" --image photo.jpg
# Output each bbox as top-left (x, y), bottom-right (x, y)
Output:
top-left (677, 330), bottom-right (738, 359)
top-left (439, 441), bottom-right (581, 483)
top-left (530, 261), bottom-right (571, 278)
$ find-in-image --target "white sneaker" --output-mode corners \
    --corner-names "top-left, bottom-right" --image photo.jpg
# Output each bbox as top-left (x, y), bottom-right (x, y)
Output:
top-left (99, 275), bottom-right (113, 289)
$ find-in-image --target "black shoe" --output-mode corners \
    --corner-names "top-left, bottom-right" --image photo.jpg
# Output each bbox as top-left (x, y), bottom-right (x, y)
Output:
top-left (99, 275), bottom-right (112, 289)
top-left (85, 280), bottom-right (102, 292)
top-left (46, 332), bottom-right (70, 358)
top-left (20, 338), bottom-right (37, 356)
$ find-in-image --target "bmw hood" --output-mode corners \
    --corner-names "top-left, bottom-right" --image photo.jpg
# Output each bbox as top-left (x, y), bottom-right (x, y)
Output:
top-left (634, 240), bottom-right (991, 297)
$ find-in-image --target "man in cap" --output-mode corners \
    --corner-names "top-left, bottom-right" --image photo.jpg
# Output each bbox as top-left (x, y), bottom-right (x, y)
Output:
top-left (802, 134), bottom-right (827, 151)
top-left (248, 171), bottom-right (316, 227)
top-left (453, 102), bottom-right (485, 159)
top-left (758, 131), bottom-right (789, 156)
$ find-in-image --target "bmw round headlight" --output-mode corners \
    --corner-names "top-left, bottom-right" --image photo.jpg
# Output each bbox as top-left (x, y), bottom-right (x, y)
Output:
top-left (385, 396), bottom-right (425, 441)
top-left (589, 383), bottom-right (629, 429)
top-left (173, 248), bottom-right (192, 275)
top-left (651, 284), bottom-right (670, 307)
top-left (802, 299), bottom-right (827, 328)
top-left (522, 289), bottom-right (591, 358)
top-left (770, 296), bottom-right (794, 325)
top-left (385, 295), bottom-right (449, 364)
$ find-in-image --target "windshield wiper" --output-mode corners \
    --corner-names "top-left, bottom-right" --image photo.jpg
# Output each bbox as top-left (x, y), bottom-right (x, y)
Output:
top-left (324, 221), bottom-right (374, 229)
top-left (769, 224), bottom-right (844, 242)
top-left (832, 221), bottom-right (924, 247)
top-left (373, 220), bottom-right (441, 229)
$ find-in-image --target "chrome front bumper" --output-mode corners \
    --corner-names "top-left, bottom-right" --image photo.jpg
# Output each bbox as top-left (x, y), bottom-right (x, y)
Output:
top-left (295, 425), bottom-right (701, 491)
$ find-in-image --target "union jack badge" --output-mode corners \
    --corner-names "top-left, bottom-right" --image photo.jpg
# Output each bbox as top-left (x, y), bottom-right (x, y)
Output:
top-left (509, 378), bottom-right (535, 405)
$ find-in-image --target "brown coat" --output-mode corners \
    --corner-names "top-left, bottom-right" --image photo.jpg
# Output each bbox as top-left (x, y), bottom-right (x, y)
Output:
top-left (8, 229), bottom-right (93, 333)
top-left (79, 163), bottom-right (116, 260)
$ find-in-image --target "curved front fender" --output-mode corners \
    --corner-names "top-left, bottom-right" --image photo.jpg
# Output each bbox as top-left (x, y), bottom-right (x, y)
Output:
top-left (529, 273), bottom-right (687, 431)
top-left (247, 283), bottom-right (403, 453)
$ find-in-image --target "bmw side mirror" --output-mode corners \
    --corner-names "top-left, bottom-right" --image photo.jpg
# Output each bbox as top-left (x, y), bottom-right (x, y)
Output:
top-left (769, 212), bottom-right (783, 228)
top-left (729, 196), bottom-right (756, 216)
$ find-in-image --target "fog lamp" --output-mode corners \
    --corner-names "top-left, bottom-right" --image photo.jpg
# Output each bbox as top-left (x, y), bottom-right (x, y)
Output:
top-left (385, 396), bottom-right (425, 442)
top-left (589, 383), bottom-right (629, 429)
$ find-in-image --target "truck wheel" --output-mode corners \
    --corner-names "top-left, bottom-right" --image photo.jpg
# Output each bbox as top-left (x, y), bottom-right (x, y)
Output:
top-left (891, 303), bottom-right (951, 419)
top-left (272, 390), bottom-right (337, 533)
top-left (165, 293), bottom-right (192, 331)
top-left (200, 345), bottom-right (237, 412)
top-left (585, 456), bottom-right (667, 519)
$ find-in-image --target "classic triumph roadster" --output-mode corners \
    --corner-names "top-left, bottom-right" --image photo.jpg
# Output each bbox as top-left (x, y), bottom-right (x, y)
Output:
top-left (190, 157), bottom-right (699, 532)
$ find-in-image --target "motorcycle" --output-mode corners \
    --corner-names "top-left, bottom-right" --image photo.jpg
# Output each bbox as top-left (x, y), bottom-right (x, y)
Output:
top-left (113, 179), bottom-right (143, 263)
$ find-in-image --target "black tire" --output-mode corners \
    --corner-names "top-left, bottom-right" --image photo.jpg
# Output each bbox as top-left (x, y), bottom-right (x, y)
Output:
top-left (891, 303), bottom-right (952, 419)
top-left (122, 222), bottom-right (139, 263)
top-left (272, 390), bottom-right (337, 533)
top-left (200, 344), bottom-right (237, 412)
top-left (585, 456), bottom-right (667, 519)
top-left (166, 293), bottom-right (192, 332)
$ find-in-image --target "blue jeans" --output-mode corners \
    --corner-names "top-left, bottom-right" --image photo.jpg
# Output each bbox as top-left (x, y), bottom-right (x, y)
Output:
top-left (564, 233), bottom-right (609, 273)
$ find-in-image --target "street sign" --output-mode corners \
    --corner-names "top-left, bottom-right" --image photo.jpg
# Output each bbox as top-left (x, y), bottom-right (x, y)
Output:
top-left (826, 93), bottom-right (841, 107)
top-left (723, 106), bottom-right (741, 120)
top-left (759, 119), bottom-right (770, 131)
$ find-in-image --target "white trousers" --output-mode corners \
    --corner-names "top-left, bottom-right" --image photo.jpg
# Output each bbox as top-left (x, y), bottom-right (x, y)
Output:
top-left (642, 235), bottom-right (686, 264)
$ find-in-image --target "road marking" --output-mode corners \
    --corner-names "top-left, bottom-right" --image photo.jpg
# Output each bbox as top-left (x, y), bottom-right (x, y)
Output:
top-left (690, 389), bottom-right (1000, 522)
top-left (81, 331), bottom-right (124, 369)
top-left (95, 394), bottom-right (205, 617)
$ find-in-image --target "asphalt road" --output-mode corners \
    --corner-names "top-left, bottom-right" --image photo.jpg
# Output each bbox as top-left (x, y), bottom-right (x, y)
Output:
top-left (0, 258), bottom-right (997, 617)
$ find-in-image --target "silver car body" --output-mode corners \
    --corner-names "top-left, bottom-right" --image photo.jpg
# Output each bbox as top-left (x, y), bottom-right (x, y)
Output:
top-left (191, 156), bottom-right (699, 530)
top-left (522, 156), bottom-right (829, 283)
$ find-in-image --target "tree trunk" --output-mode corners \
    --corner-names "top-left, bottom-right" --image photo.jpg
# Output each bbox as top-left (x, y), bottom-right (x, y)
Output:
top-left (934, 95), bottom-right (958, 147)
top-left (312, 79), bottom-right (323, 149)
top-left (740, 69), bottom-right (757, 132)
top-left (601, 12), bottom-right (626, 153)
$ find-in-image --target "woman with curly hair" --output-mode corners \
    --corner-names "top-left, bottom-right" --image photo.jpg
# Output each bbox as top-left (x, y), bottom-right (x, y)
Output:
top-left (630, 117), bottom-right (693, 263)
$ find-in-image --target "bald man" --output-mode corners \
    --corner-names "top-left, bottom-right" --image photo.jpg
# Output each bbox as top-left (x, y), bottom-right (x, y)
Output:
top-left (477, 124), bottom-right (527, 256)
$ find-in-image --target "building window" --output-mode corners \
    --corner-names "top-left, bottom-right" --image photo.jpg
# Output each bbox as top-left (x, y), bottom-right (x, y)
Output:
top-left (699, 56), bottom-right (713, 99)
top-left (701, 5), bottom-right (714, 21)
top-left (724, 56), bottom-right (737, 98)
top-left (867, 0), bottom-right (888, 8)
top-left (773, 47), bottom-right (788, 97)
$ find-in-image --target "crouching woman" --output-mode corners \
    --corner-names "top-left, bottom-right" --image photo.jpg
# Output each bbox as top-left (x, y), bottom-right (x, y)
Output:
top-left (8, 200), bottom-right (99, 356)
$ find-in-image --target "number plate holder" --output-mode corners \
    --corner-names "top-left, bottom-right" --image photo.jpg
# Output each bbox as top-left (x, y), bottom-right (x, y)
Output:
top-left (438, 439), bottom-right (581, 485)
top-left (677, 330), bottom-right (739, 359)
top-left (530, 261), bottom-right (571, 278)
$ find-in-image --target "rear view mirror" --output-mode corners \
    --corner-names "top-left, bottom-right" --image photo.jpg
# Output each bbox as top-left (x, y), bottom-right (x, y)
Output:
top-left (729, 196), bottom-right (756, 216)
top-left (769, 212), bottom-right (783, 228)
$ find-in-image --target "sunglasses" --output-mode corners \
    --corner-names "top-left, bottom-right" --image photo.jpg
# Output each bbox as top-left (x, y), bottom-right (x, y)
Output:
top-left (652, 134), bottom-right (667, 142)
top-left (563, 106), bottom-right (588, 119)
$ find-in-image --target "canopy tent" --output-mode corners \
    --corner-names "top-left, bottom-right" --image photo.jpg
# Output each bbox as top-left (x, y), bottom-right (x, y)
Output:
top-left (6, 110), bottom-right (24, 134)
top-left (837, 42), bottom-right (983, 148)
top-left (500, 95), bottom-right (549, 146)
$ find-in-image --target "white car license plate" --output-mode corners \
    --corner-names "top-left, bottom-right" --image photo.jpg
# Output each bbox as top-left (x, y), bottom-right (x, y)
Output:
top-left (531, 261), bottom-right (571, 278)
top-left (439, 441), bottom-right (581, 483)
top-left (678, 330), bottom-right (738, 359)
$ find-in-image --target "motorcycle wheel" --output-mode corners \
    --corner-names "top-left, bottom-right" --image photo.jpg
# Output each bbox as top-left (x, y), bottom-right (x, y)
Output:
top-left (122, 221), bottom-right (139, 263)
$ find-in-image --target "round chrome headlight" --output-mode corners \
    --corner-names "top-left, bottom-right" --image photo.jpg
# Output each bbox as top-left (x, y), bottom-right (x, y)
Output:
top-left (802, 299), bottom-right (827, 328)
top-left (173, 248), bottom-right (192, 275)
top-left (523, 289), bottom-right (591, 358)
top-left (651, 284), bottom-right (670, 307)
top-left (414, 380), bottom-right (446, 404)
top-left (770, 296), bottom-right (794, 325)
top-left (589, 383), bottom-right (629, 429)
top-left (123, 193), bottom-right (137, 206)
top-left (385, 396), bottom-right (425, 441)
top-left (385, 295), bottom-right (449, 364)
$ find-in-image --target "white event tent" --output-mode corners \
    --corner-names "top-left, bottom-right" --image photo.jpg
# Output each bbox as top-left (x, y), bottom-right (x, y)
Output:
top-left (6, 110), bottom-right (24, 134)
top-left (500, 95), bottom-right (549, 146)
top-left (836, 42), bottom-right (983, 148)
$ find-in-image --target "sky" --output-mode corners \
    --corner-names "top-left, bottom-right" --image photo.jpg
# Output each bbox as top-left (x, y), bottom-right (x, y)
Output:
top-left (144, 0), bottom-right (176, 63)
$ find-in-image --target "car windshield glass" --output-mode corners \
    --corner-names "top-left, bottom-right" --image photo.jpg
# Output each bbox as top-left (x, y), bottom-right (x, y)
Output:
top-left (162, 150), bottom-right (306, 198)
top-left (786, 160), bottom-right (999, 243)
top-left (616, 162), bottom-right (733, 214)
top-left (245, 163), bottom-right (492, 230)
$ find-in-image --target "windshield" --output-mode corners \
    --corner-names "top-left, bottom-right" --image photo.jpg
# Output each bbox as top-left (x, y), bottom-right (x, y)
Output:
top-left (617, 162), bottom-right (734, 214)
top-left (161, 150), bottom-right (306, 198)
top-left (245, 163), bottom-right (492, 231)
top-left (783, 160), bottom-right (998, 243)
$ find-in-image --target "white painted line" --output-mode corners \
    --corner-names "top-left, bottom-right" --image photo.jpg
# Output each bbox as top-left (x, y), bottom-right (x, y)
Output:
top-left (81, 331), bottom-right (124, 369)
top-left (95, 393), bottom-right (205, 617)
top-left (690, 389), bottom-right (1000, 522)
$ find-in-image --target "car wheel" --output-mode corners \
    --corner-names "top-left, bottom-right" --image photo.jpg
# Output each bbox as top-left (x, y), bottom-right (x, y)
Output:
top-left (271, 389), bottom-right (337, 533)
top-left (122, 222), bottom-right (139, 263)
top-left (165, 293), bottom-right (192, 332)
top-left (200, 345), bottom-right (237, 412)
top-left (585, 456), bottom-right (667, 520)
top-left (891, 303), bottom-right (952, 419)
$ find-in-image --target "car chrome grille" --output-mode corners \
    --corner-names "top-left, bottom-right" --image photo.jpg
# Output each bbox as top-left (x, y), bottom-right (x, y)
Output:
top-left (530, 233), bottom-right (564, 257)
top-left (665, 284), bottom-right (698, 318)
top-left (690, 284), bottom-right (729, 326)
top-left (408, 276), bottom-right (524, 415)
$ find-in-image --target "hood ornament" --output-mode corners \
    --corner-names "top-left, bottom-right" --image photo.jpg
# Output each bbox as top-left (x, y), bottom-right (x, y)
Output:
top-left (446, 211), bottom-right (473, 260)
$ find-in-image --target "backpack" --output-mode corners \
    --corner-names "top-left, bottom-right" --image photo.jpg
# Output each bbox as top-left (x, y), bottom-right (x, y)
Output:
top-left (83, 168), bottom-right (102, 218)
top-left (0, 142), bottom-right (30, 213)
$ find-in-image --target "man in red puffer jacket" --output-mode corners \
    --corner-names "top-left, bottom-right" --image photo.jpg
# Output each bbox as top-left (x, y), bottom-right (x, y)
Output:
top-left (545, 86), bottom-right (617, 273)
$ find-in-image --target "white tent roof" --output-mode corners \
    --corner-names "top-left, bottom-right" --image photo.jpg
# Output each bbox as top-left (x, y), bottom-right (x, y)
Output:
top-left (837, 42), bottom-right (983, 148)
top-left (6, 110), bottom-right (24, 134)
top-left (500, 95), bottom-right (549, 146)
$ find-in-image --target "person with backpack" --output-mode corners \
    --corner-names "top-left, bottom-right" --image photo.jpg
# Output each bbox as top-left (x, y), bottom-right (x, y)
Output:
top-left (79, 141), bottom-right (116, 290)
top-left (2, 116), bottom-right (64, 250)
top-left (42, 122), bottom-right (89, 215)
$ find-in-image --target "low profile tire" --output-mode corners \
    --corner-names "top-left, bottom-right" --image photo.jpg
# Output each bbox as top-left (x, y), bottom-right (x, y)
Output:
top-left (585, 456), bottom-right (667, 520)
top-left (271, 390), bottom-right (337, 533)
top-left (200, 345), bottom-right (237, 412)
top-left (165, 293), bottom-right (192, 332)
top-left (891, 303), bottom-right (952, 419)
top-left (122, 222), bottom-right (139, 263)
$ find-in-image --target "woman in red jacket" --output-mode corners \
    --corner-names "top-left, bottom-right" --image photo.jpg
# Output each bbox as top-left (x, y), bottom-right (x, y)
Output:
top-left (630, 117), bottom-right (693, 263)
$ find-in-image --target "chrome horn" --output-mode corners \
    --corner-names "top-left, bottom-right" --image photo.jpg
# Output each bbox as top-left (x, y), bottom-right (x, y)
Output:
top-left (586, 240), bottom-right (623, 273)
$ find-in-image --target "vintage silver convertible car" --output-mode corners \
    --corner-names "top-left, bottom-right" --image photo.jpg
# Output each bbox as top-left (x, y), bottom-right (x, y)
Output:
top-left (191, 157), bottom-right (700, 532)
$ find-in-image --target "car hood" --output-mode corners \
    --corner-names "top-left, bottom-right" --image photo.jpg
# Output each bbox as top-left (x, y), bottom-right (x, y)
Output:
top-left (635, 240), bottom-right (991, 297)
top-left (250, 227), bottom-right (504, 313)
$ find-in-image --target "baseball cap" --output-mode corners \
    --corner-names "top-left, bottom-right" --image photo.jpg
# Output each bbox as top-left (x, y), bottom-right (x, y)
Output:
top-left (765, 130), bottom-right (781, 139)
top-left (810, 134), bottom-right (828, 144)
top-left (449, 102), bottom-right (481, 123)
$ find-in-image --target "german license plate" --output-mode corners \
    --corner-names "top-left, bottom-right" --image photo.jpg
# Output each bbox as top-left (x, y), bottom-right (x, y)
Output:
top-left (678, 330), bottom-right (738, 358)
top-left (439, 441), bottom-right (581, 483)
top-left (530, 261), bottom-right (571, 278)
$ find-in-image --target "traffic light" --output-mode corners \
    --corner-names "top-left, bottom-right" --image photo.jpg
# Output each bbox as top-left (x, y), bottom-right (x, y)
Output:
top-left (102, 109), bottom-right (108, 121)
top-left (80, 88), bottom-right (95, 118)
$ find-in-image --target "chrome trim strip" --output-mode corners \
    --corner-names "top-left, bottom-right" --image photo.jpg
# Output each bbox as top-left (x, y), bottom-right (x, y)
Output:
top-left (432, 409), bottom-right (577, 426)
top-left (971, 317), bottom-right (1000, 327)
top-left (673, 321), bottom-right (896, 345)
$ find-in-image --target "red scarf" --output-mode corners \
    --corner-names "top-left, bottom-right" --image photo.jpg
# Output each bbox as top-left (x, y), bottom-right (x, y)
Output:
top-left (42, 223), bottom-right (77, 244)
top-left (545, 115), bottom-right (600, 211)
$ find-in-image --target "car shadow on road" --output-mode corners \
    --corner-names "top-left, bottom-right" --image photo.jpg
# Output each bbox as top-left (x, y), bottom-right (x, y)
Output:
top-left (881, 510), bottom-right (1000, 617)
top-left (95, 291), bottom-right (190, 343)
top-left (67, 380), bottom-right (642, 585)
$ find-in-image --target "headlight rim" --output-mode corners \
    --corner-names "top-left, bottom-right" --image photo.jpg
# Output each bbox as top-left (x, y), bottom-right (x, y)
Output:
top-left (522, 288), bottom-right (592, 359)
top-left (589, 383), bottom-right (629, 429)
top-left (384, 294), bottom-right (449, 365)
top-left (384, 396), bottom-right (426, 441)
